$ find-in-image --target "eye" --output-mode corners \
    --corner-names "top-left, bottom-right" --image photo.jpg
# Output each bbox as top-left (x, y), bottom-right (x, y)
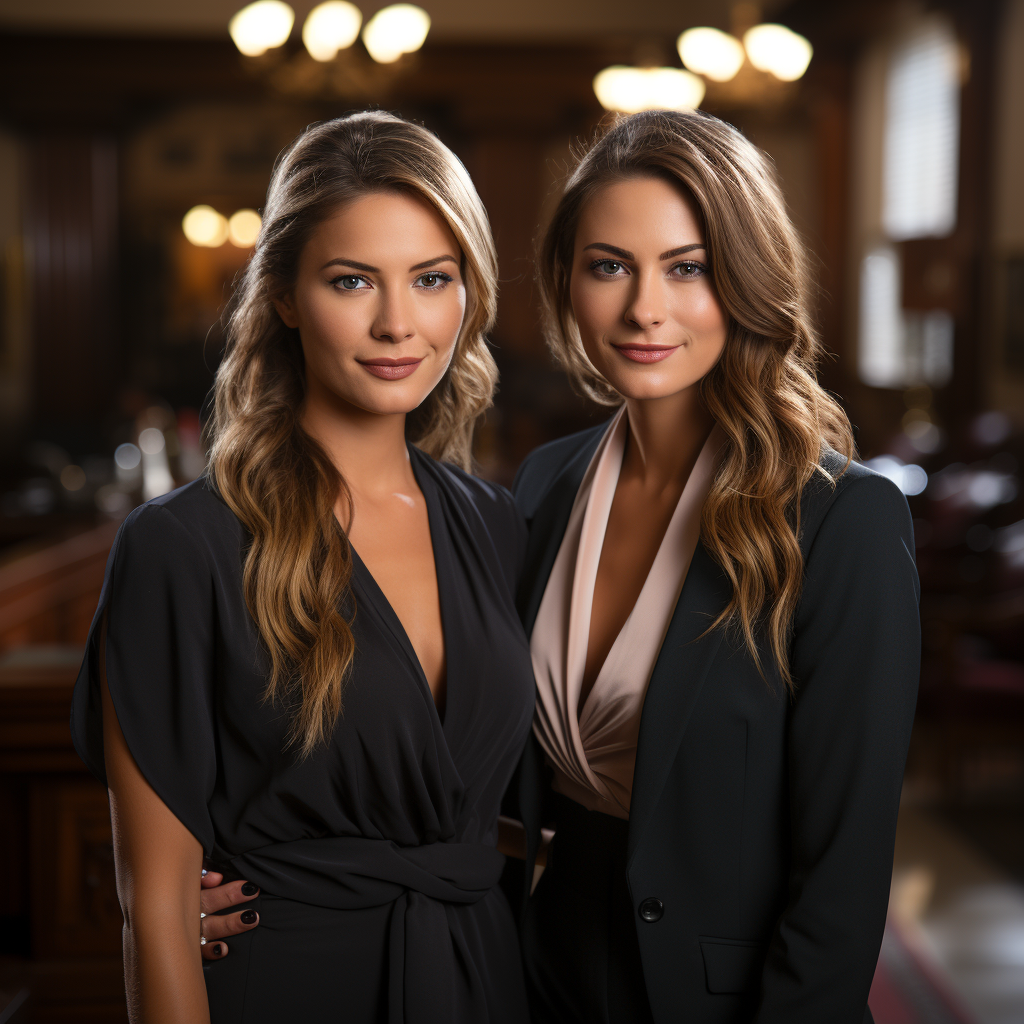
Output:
top-left (331, 274), bottom-right (370, 291)
top-left (414, 271), bottom-right (453, 290)
top-left (590, 259), bottom-right (628, 277)
top-left (671, 260), bottom-right (707, 279)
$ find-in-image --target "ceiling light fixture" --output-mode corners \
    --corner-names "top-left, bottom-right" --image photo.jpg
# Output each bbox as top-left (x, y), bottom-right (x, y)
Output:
top-left (742, 23), bottom-right (813, 82)
top-left (593, 66), bottom-right (706, 114)
top-left (361, 4), bottom-right (431, 64)
top-left (302, 1), bottom-right (362, 62)
top-left (228, 0), bottom-right (295, 57)
top-left (677, 27), bottom-right (745, 82)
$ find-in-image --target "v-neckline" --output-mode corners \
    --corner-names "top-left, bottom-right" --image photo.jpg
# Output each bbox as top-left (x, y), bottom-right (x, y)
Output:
top-left (569, 411), bottom-right (719, 725)
top-left (348, 448), bottom-right (452, 731)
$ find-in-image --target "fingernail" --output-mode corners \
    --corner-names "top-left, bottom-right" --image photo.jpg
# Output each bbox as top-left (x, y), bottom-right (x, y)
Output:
top-left (202, 869), bottom-right (208, 877)
top-left (240, 910), bottom-right (258, 925)
top-left (212, 943), bottom-right (224, 956)
top-left (240, 882), bottom-right (259, 897)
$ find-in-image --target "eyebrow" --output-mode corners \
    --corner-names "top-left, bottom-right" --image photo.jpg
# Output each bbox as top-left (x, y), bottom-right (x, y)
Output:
top-left (320, 254), bottom-right (459, 273)
top-left (582, 242), bottom-right (707, 261)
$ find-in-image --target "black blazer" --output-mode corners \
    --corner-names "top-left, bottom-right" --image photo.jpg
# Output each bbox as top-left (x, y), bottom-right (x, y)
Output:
top-left (509, 421), bottom-right (921, 1024)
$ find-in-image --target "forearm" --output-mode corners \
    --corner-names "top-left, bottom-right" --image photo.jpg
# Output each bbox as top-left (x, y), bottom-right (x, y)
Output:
top-left (122, 909), bottom-right (209, 1024)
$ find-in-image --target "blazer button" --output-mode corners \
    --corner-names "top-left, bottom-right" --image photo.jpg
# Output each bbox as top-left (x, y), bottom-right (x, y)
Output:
top-left (638, 898), bottom-right (663, 922)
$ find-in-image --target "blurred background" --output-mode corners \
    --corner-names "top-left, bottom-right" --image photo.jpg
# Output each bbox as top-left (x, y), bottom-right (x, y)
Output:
top-left (0, 0), bottom-right (1021, 1021)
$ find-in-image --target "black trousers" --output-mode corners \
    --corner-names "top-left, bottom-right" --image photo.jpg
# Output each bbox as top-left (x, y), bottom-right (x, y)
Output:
top-left (522, 793), bottom-right (654, 1024)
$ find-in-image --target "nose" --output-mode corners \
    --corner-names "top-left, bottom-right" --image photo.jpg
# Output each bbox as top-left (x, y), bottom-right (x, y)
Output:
top-left (371, 288), bottom-right (415, 344)
top-left (624, 270), bottom-right (666, 331)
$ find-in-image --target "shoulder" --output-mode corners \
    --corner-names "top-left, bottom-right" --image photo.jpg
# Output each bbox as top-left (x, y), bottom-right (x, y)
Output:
top-left (115, 477), bottom-right (242, 570)
top-left (512, 420), bottom-right (610, 516)
top-left (799, 450), bottom-right (914, 561)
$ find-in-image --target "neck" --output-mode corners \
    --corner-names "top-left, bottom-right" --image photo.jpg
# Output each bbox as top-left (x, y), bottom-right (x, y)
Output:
top-left (300, 375), bottom-right (414, 500)
top-left (622, 385), bottom-right (715, 492)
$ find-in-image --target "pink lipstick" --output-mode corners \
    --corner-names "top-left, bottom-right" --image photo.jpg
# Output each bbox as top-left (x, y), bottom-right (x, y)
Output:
top-left (612, 345), bottom-right (678, 364)
top-left (359, 357), bottom-right (423, 380)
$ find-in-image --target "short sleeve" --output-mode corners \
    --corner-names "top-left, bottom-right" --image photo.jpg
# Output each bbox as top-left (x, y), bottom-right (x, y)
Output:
top-left (71, 502), bottom-right (218, 855)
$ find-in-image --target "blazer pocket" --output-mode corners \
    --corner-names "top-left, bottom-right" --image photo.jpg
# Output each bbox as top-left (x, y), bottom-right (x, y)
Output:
top-left (698, 936), bottom-right (765, 994)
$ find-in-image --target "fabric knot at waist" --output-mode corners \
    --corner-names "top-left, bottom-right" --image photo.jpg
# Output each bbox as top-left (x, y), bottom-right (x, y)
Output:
top-left (228, 836), bottom-right (506, 1023)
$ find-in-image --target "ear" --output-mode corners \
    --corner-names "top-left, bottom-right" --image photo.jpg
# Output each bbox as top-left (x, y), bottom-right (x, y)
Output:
top-left (273, 292), bottom-right (300, 329)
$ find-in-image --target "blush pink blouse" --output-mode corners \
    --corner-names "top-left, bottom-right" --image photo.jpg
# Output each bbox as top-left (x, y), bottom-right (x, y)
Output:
top-left (530, 407), bottom-right (724, 820)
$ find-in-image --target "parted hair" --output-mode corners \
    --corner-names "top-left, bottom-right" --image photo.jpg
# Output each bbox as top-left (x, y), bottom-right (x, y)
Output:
top-left (208, 112), bottom-right (498, 756)
top-left (538, 109), bottom-right (855, 686)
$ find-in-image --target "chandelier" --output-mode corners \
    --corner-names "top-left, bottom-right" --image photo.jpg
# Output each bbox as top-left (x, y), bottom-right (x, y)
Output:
top-left (227, 1), bottom-right (430, 99)
top-left (594, 22), bottom-right (813, 114)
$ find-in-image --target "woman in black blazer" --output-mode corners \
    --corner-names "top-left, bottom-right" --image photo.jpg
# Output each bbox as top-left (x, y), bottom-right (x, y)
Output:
top-left (506, 110), bottom-right (921, 1024)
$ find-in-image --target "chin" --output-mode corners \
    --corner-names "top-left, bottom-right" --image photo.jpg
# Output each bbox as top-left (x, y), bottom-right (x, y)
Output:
top-left (596, 367), bottom-right (691, 403)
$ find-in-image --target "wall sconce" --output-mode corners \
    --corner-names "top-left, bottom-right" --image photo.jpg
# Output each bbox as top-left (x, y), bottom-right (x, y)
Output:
top-left (183, 207), bottom-right (262, 248)
top-left (229, 0), bottom-right (430, 65)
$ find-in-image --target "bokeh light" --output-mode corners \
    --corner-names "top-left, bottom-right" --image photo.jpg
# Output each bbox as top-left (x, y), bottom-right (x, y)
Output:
top-left (182, 205), bottom-right (229, 247)
top-left (743, 24), bottom-right (813, 82)
top-left (302, 1), bottom-right (362, 61)
top-left (59, 465), bottom-right (86, 491)
top-left (228, 209), bottom-right (262, 247)
top-left (362, 4), bottom-right (430, 64)
top-left (593, 66), bottom-right (705, 114)
top-left (677, 27), bottom-right (745, 83)
top-left (229, 1), bottom-right (295, 57)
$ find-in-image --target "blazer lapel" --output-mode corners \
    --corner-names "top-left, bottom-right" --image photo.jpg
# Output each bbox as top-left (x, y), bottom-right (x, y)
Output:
top-left (627, 540), bottom-right (731, 863)
top-left (517, 433), bottom-right (604, 637)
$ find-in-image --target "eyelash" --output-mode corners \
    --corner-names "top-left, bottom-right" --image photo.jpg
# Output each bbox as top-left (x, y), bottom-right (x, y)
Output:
top-left (588, 258), bottom-right (708, 279)
top-left (328, 271), bottom-right (454, 292)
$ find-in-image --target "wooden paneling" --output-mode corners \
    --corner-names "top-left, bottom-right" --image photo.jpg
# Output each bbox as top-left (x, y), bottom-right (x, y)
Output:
top-left (26, 135), bottom-right (120, 431)
top-left (0, 522), bottom-right (117, 654)
top-left (30, 778), bottom-right (122, 959)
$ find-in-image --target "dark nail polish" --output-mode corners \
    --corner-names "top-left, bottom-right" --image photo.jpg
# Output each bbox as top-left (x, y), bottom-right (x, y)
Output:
top-left (240, 882), bottom-right (259, 897)
top-left (240, 910), bottom-right (257, 925)
top-left (212, 943), bottom-right (223, 956)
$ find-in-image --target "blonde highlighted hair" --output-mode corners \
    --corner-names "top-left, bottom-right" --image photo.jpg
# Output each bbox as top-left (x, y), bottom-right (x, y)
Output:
top-left (208, 112), bottom-right (498, 755)
top-left (539, 110), bottom-right (855, 686)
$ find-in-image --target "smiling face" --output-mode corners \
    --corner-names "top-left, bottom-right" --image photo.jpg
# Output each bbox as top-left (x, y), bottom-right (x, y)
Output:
top-left (569, 175), bottom-right (728, 403)
top-left (274, 190), bottom-right (467, 419)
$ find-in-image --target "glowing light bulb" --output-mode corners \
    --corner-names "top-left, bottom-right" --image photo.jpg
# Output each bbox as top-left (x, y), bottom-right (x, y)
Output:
top-left (593, 66), bottom-right (705, 114)
top-left (677, 27), bottom-right (745, 82)
top-left (229, 1), bottom-right (295, 57)
top-left (743, 23), bottom-right (813, 82)
top-left (228, 209), bottom-right (262, 247)
top-left (182, 205), bottom-right (229, 247)
top-left (362, 4), bottom-right (430, 64)
top-left (302, 1), bottom-right (362, 61)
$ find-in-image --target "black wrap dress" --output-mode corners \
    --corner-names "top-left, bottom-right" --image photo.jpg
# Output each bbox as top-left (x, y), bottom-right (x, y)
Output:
top-left (71, 447), bottom-right (536, 1024)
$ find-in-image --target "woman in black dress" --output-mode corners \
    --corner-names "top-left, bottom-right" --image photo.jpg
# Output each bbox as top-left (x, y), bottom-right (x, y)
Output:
top-left (71, 112), bottom-right (534, 1024)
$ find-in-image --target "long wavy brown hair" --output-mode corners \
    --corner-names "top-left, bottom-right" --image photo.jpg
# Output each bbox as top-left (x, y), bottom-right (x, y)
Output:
top-left (539, 109), bottom-right (854, 687)
top-left (208, 112), bottom-right (498, 756)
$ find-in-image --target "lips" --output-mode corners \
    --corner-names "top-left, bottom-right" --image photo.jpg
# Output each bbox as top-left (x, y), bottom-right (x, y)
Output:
top-left (358, 357), bottom-right (424, 380)
top-left (612, 345), bottom-right (678, 364)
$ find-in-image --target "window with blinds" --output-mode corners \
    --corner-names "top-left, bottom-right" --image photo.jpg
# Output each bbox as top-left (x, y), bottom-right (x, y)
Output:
top-left (856, 14), bottom-right (961, 389)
